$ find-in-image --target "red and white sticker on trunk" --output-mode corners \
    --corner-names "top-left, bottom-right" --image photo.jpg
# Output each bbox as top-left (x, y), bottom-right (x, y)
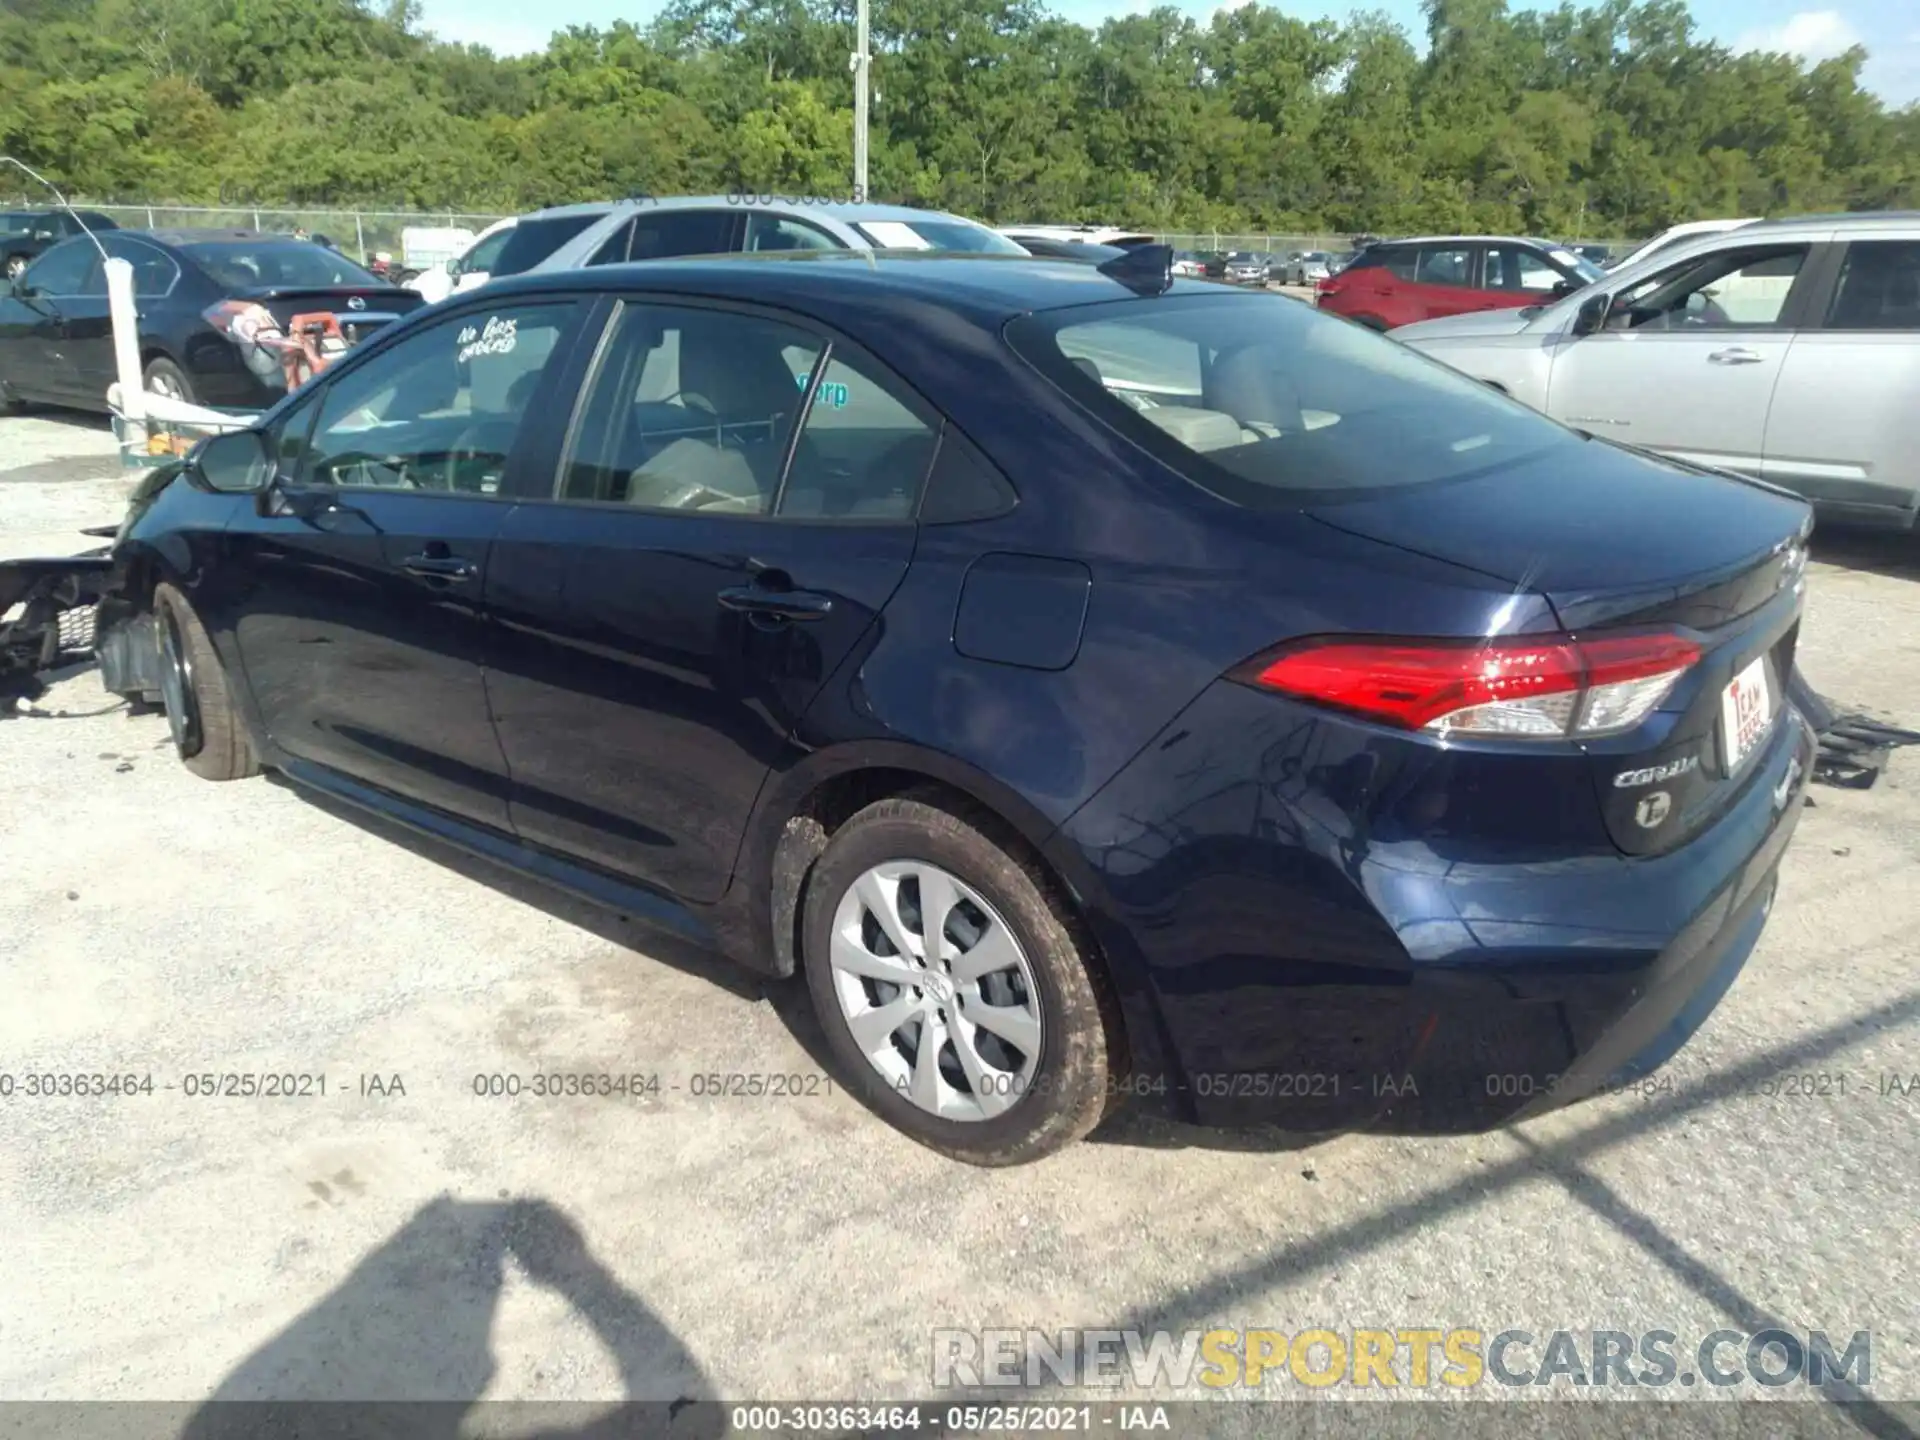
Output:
top-left (1721, 655), bottom-right (1774, 772)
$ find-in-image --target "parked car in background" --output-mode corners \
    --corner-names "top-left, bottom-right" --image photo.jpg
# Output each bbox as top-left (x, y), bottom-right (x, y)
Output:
top-left (1171, 251), bottom-right (1206, 277)
top-left (1221, 251), bottom-right (1270, 285)
top-left (1608, 219), bottom-right (1759, 271)
top-left (1317, 235), bottom-right (1604, 330)
top-left (411, 216), bottom-right (517, 305)
top-left (1285, 251), bottom-right (1335, 286)
top-left (1393, 213), bottom-right (1920, 528)
top-left (995, 224), bottom-right (1158, 249)
top-left (83, 251), bottom-right (1813, 1164)
top-left (0, 229), bottom-right (424, 413)
top-left (1, 208), bottom-right (118, 280)
top-left (531, 197), bottom-right (1028, 274)
top-left (1325, 250), bottom-right (1358, 276)
top-left (998, 234), bottom-right (1129, 264)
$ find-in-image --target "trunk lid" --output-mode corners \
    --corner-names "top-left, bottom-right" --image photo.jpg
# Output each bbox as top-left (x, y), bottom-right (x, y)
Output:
top-left (239, 286), bottom-right (423, 346)
top-left (1307, 436), bottom-right (1812, 857)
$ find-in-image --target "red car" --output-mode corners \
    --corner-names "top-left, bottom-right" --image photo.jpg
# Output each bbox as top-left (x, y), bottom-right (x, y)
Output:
top-left (1317, 236), bottom-right (1605, 331)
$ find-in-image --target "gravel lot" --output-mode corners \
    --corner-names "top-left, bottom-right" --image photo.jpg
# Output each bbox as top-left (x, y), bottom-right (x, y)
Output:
top-left (3, 409), bottom-right (1918, 1424)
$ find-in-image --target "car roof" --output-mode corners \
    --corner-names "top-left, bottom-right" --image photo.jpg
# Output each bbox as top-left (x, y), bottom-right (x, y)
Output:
top-left (475, 250), bottom-right (1225, 322)
top-left (1740, 210), bottom-right (1920, 236)
top-left (525, 196), bottom-right (989, 227)
top-left (1379, 235), bottom-right (1560, 247)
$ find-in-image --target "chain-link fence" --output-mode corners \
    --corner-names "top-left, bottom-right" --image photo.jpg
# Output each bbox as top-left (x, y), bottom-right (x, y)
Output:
top-left (28, 202), bottom-right (511, 263)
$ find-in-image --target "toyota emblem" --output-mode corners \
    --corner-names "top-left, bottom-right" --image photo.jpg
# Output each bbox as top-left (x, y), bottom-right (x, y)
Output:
top-left (348, 296), bottom-right (366, 311)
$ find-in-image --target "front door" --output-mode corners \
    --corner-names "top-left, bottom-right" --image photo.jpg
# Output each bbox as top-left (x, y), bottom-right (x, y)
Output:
top-left (220, 297), bottom-right (585, 830)
top-left (484, 297), bottom-right (936, 902)
top-left (1544, 241), bottom-right (1814, 477)
top-left (0, 239), bottom-right (99, 403)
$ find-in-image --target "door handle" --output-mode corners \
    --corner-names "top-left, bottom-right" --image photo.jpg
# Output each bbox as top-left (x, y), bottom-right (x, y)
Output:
top-left (717, 585), bottom-right (833, 622)
top-left (401, 553), bottom-right (478, 582)
top-left (1708, 347), bottom-right (1764, 365)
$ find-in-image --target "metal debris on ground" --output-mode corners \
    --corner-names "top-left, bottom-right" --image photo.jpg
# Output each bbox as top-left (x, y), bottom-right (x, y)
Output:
top-left (1788, 666), bottom-right (1920, 790)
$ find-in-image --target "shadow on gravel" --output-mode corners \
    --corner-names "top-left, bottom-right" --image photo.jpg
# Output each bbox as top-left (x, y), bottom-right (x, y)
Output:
top-left (267, 774), bottom-right (842, 1081)
top-left (1811, 527), bottom-right (1920, 584)
top-left (176, 1195), bottom-right (722, 1440)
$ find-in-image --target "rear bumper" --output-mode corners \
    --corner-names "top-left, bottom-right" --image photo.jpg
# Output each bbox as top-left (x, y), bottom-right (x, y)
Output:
top-left (1050, 681), bottom-right (1816, 1132)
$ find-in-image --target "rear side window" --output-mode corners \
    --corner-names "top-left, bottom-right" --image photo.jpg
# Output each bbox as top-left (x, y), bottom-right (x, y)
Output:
top-left (1824, 241), bottom-right (1920, 330)
top-left (490, 214), bottom-right (602, 277)
top-left (103, 237), bottom-right (179, 297)
top-left (1415, 244), bottom-right (1473, 287)
top-left (629, 210), bottom-right (738, 261)
top-left (1008, 293), bottom-right (1576, 506)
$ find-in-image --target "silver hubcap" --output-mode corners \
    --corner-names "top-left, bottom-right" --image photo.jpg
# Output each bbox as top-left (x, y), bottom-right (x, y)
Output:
top-left (4, 257), bottom-right (22, 279)
top-left (829, 861), bottom-right (1043, 1122)
top-left (149, 371), bottom-right (182, 399)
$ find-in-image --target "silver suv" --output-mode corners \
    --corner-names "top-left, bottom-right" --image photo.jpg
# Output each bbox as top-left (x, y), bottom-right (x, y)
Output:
top-left (1394, 212), bottom-right (1920, 528)
top-left (525, 196), bottom-right (1024, 273)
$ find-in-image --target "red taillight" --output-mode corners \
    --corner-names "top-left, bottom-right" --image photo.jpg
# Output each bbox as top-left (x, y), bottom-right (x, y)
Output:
top-left (1242, 632), bottom-right (1703, 739)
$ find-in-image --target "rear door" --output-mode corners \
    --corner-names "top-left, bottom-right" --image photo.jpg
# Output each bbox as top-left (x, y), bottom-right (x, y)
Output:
top-left (483, 296), bottom-right (934, 902)
top-left (70, 234), bottom-right (183, 401)
top-left (221, 296), bottom-right (587, 830)
top-left (0, 239), bottom-right (96, 401)
top-left (1761, 236), bottom-right (1920, 523)
top-left (1543, 238), bottom-right (1819, 476)
top-left (1404, 242), bottom-right (1482, 322)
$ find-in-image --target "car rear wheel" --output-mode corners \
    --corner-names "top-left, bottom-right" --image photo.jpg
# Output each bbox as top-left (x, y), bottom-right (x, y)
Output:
top-left (801, 796), bottom-right (1118, 1166)
top-left (154, 583), bottom-right (259, 781)
top-left (142, 356), bottom-right (194, 405)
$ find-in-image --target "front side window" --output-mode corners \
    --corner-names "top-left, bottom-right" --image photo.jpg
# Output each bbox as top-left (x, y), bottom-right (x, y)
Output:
top-left (1608, 244), bottom-right (1808, 330)
top-left (1010, 292), bottom-right (1577, 506)
top-left (559, 304), bottom-right (820, 512)
top-left (458, 226), bottom-right (514, 276)
top-left (489, 214), bottom-right (602, 277)
top-left (1824, 241), bottom-right (1920, 330)
top-left (297, 302), bottom-right (574, 493)
top-left (1483, 244), bottom-right (1567, 294)
top-left (23, 239), bottom-right (99, 296)
top-left (1415, 245), bottom-right (1473, 288)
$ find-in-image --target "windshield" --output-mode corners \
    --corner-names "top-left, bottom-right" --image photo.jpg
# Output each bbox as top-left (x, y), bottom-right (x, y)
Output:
top-left (852, 219), bottom-right (1026, 253)
top-left (183, 240), bottom-right (379, 289)
top-left (1008, 293), bottom-right (1577, 505)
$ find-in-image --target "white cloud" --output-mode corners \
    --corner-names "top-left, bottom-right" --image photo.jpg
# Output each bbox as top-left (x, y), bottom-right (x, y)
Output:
top-left (1733, 10), bottom-right (1863, 62)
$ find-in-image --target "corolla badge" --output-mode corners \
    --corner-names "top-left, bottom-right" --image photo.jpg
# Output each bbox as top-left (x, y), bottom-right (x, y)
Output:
top-left (1615, 755), bottom-right (1698, 788)
top-left (1635, 791), bottom-right (1673, 829)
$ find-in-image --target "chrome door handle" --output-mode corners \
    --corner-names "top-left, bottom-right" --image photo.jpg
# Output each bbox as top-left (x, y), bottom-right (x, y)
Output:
top-left (1708, 347), bottom-right (1764, 365)
top-left (717, 585), bottom-right (834, 622)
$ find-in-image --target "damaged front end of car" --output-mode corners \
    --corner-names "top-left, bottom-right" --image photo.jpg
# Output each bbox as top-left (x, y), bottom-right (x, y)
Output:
top-left (0, 458), bottom-right (187, 709)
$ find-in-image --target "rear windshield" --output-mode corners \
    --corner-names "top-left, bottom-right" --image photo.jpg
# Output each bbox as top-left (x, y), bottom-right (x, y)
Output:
top-left (182, 240), bottom-right (378, 288)
top-left (490, 213), bottom-right (602, 276)
top-left (851, 218), bottom-right (1026, 253)
top-left (1008, 293), bottom-right (1577, 505)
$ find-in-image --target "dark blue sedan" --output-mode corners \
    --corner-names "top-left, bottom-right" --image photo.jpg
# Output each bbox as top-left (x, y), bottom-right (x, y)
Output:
top-left (86, 249), bottom-right (1816, 1164)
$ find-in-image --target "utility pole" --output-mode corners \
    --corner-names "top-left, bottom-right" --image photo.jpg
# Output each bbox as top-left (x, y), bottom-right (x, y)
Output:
top-left (851, 0), bottom-right (870, 199)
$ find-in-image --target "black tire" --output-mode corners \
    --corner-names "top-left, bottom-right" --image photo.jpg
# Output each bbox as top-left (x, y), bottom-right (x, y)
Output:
top-left (801, 795), bottom-right (1119, 1166)
top-left (154, 583), bottom-right (259, 781)
top-left (142, 355), bottom-right (195, 405)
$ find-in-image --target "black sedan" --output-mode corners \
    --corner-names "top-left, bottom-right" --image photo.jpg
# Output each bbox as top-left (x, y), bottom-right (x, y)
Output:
top-left (0, 229), bottom-right (424, 414)
top-left (75, 248), bottom-right (1812, 1164)
top-left (1, 208), bottom-right (118, 281)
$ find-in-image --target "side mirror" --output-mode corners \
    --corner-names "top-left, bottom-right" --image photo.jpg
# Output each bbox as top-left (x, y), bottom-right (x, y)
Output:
top-left (1571, 293), bottom-right (1611, 338)
top-left (192, 429), bottom-right (271, 494)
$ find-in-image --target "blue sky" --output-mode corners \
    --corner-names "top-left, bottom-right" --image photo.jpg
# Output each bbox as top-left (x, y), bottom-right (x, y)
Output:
top-left (419, 0), bottom-right (1919, 104)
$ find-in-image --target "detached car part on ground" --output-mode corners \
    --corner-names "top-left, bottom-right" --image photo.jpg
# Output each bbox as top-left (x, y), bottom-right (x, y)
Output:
top-left (0, 249), bottom-right (1893, 1167)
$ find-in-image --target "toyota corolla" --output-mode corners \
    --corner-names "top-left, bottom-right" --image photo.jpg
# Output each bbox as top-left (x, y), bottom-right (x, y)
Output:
top-left (79, 248), bottom-right (1815, 1164)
